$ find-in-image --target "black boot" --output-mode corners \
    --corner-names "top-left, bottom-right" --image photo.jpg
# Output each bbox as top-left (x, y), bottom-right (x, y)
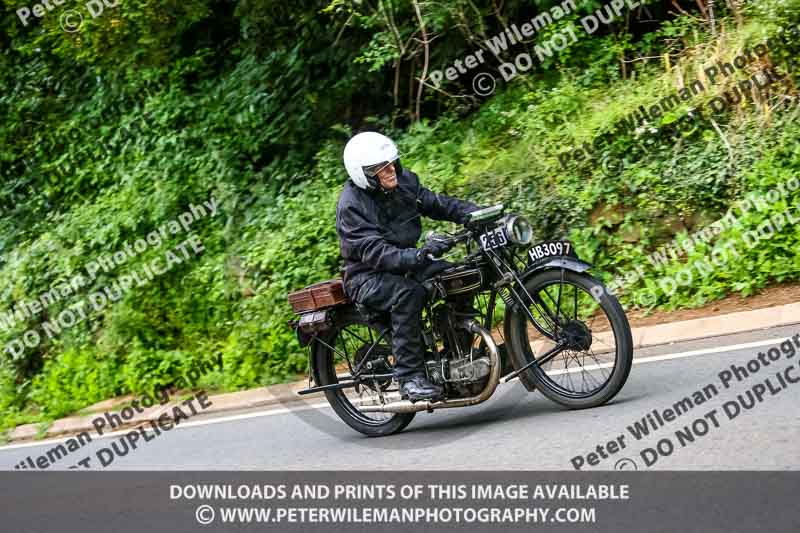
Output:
top-left (400, 375), bottom-right (444, 402)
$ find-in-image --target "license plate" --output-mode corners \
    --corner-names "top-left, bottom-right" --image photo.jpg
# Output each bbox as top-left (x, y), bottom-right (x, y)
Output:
top-left (528, 240), bottom-right (577, 262)
top-left (478, 227), bottom-right (508, 251)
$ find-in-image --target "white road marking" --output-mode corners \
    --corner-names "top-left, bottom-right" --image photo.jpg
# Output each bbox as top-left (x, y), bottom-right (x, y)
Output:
top-left (547, 337), bottom-right (794, 375)
top-left (0, 401), bottom-right (330, 452)
top-left (0, 335), bottom-right (792, 453)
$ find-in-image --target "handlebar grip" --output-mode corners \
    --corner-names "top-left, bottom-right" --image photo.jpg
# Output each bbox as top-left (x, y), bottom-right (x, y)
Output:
top-left (424, 230), bottom-right (470, 254)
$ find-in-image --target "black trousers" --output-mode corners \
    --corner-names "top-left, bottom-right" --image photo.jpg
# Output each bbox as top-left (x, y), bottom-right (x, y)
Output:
top-left (348, 262), bottom-right (451, 380)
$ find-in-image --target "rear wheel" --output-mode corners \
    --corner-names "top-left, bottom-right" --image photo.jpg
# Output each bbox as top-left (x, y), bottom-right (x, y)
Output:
top-left (312, 315), bottom-right (415, 436)
top-left (505, 269), bottom-right (633, 409)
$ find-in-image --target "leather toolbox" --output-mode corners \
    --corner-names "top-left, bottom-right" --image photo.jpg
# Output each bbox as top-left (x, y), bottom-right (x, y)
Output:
top-left (288, 279), bottom-right (348, 313)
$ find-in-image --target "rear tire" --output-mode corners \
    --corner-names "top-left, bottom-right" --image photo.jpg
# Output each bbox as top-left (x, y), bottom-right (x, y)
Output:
top-left (312, 316), bottom-right (415, 437)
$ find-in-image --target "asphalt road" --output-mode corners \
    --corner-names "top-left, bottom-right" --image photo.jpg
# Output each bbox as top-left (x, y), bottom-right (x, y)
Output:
top-left (2, 324), bottom-right (799, 471)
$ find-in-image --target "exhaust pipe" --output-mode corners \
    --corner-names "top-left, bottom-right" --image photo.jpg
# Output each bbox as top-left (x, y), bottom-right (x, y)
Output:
top-left (359, 320), bottom-right (501, 414)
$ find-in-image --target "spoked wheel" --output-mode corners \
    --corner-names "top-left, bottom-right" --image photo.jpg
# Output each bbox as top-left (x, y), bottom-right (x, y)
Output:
top-left (505, 269), bottom-right (633, 409)
top-left (312, 316), bottom-right (415, 436)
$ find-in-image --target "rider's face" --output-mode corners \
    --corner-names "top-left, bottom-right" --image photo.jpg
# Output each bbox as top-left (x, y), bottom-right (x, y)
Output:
top-left (376, 163), bottom-right (398, 191)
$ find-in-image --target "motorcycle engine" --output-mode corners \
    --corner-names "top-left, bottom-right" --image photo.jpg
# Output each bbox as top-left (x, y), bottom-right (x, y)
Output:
top-left (425, 298), bottom-right (491, 396)
top-left (425, 352), bottom-right (491, 396)
top-left (449, 355), bottom-right (492, 382)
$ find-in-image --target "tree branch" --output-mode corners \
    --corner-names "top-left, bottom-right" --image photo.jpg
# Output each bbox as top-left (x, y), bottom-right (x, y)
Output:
top-left (412, 0), bottom-right (430, 122)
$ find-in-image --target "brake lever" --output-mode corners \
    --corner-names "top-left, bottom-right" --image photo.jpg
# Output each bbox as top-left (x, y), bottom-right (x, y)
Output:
top-left (423, 230), bottom-right (470, 262)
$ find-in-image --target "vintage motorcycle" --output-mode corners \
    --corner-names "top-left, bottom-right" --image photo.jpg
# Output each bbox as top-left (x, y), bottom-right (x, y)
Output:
top-left (289, 204), bottom-right (633, 436)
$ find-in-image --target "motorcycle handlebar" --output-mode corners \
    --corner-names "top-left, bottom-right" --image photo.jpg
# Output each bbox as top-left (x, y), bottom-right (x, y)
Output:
top-left (444, 230), bottom-right (471, 246)
top-left (424, 230), bottom-right (472, 258)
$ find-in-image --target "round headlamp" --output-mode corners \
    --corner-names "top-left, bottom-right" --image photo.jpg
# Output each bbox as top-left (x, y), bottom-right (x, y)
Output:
top-left (504, 215), bottom-right (533, 245)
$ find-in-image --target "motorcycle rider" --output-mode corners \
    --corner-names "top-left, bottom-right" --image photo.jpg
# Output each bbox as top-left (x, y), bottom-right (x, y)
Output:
top-left (335, 132), bottom-right (480, 402)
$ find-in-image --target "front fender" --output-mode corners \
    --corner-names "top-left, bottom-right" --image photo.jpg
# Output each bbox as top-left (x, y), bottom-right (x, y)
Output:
top-left (524, 256), bottom-right (592, 278)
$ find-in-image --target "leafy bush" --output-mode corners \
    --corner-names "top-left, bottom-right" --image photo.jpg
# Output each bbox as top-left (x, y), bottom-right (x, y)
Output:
top-left (1, 1), bottom-right (799, 430)
top-left (28, 348), bottom-right (121, 419)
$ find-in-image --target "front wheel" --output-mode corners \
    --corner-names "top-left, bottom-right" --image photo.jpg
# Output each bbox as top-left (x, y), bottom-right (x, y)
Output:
top-left (505, 269), bottom-right (633, 409)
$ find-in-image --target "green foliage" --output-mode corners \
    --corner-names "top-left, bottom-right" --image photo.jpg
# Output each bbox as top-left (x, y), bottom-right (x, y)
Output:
top-left (29, 348), bottom-right (121, 420)
top-left (617, 113), bottom-right (800, 310)
top-left (1, 0), bottom-right (799, 432)
top-left (119, 346), bottom-right (220, 396)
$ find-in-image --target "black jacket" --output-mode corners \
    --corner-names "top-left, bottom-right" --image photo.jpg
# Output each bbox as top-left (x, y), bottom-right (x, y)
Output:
top-left (335, 168), bottom-right (478, 296)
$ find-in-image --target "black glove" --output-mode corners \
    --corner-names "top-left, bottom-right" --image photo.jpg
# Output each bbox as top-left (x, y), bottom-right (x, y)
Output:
top-left (415, 239), bottom-right (451, 265)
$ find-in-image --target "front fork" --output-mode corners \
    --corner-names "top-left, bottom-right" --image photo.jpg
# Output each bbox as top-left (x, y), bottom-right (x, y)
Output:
top-left (497, 258), bottom-right (593, 391)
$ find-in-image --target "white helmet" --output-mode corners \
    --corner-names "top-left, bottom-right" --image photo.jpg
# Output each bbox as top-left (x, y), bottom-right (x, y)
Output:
top-left (343, 132), bottom-right (400, 190)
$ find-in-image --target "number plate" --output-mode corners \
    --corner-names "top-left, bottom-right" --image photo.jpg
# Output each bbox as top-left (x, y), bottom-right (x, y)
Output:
top-left (478, 227), bottom-right (508, 251)
top-left (528, 240), bottom-right (577, 263)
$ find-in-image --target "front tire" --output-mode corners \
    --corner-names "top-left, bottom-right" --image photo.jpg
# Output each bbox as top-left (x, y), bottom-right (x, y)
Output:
top-left (505, 269), bottom-right (633, 409)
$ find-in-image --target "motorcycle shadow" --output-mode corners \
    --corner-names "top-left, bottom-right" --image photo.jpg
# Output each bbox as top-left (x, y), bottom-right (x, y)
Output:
top-left (402, 386), bottom-right (643, 435)
top-left (294, 384), bottom-right (644, 449)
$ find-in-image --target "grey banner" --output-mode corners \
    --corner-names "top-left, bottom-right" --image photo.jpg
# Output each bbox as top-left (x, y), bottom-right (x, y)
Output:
top-left (2, 471), bottom-right (797, 533)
